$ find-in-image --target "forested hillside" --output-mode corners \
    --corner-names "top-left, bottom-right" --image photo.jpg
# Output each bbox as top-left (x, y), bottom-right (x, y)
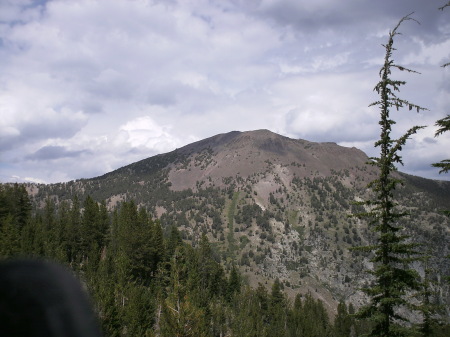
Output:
top-left (1, 176), bottom-right (450, 336)
top-left (0, 183), bottom-right (377, 336)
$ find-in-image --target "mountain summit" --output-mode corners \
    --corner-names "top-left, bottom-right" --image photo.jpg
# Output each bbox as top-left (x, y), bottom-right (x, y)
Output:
top-left (171, 130), bottom-right (368, 189)
top-left (113, 129), bottom-right (370, 191)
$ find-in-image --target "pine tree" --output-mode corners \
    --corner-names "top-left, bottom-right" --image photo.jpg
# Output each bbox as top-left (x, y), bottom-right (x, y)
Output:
top-left (54, 200), bottom-right (70, 263)
top-left (0, 184), bottom-right (31, 258)
top-left (230, 284), bottom-right (269, 337)
top-left (431, 2), bottom-right (450, 217)
top-left (159, 247), bottom-right (207, 337)
top-left (149, 219), bottom-right (164, 277)
top-left (0, 215), bottom-right (21, 257)
top-left (227, 265), bottom-right (241, 301)
top-left (67, 195), bottom-right (82, 265)
top-left (14, 184), bottom-right (31, 230)
top-left (431, 113), bottom-right (450, 213)
top-left (300, 293), bottom-right (330, 337)
top-left (432, 115), bottom-right (450, 180)
top-left (81, 195), bottom-right (100, 264)
top-left (267, 278), bottom-right (287, 337)
top-left (166, 225), bottom-right (183, 260)
top-left (334, 301), bottom-right (352, 337)
top-left (43, 197), bottom-right (57, 257)
top-left (353, 14), bottom-right (427, 337)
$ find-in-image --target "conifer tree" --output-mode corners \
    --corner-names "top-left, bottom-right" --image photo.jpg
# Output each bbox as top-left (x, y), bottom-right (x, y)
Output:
top-left (431, 2), bottom-right (450, 217)
top-left (0, 182), bottom-right (30, 256)
top-left (67, 196), bottom-right (82, 264)
top-left (230, 283), bottom-right (269, 337)
top-left (81, 195), bottom-right (100, 262)
top-left (287, 294), bottom-right (303, 337)
top-left (54, 200), bottom-right (70, 263)
top-left (166, 225), bottom-right (183, 260)
top-left (268, 278), bottom-right (287, 337)
top-left (334, 301), bottom-right (353, 337)
top-left (159, 247), bottom-right (208, 337)
top-left (227, 265), bottom-right (241, 301)
top-left (43, 197), bottom-right (57, 256)
top-left (300, 293), bottom-right (330, 337)
top-left (432, 115), bottom-right (450, 179)
top-left (14, 183), bottom-right (32, 230)
top-left (149, 219), bottom-right (164, 277)
top-left (0, 215), bottom-right (20, 257)
top-left (353, 14), bottom-right (427, 337)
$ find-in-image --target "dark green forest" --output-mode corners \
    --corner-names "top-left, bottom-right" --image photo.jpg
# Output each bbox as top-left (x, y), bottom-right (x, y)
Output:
top-left (1, 183), bottom-right (449, 336)
top-left (0, 183), bottom-right (355, 336)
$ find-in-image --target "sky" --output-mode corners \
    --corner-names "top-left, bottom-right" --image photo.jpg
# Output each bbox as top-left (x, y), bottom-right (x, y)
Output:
top-left (0, 0), bottom-right (449, 184)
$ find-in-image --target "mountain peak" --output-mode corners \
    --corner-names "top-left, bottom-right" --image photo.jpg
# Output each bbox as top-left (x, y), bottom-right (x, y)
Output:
top-left (167, 130), bottom-right (369, 191)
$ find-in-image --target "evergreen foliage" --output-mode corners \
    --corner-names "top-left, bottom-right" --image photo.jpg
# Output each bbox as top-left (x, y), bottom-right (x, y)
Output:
top-left (2, 187), bottom-right (369, 336)
top-left (432, 115), bottom-right (450, 179)
top-left (333, 301), bottom-right (353, 337)
top-left (352, 14), bottom-right (427, 337)
top-left (432, 3), bottom-right (450, 218)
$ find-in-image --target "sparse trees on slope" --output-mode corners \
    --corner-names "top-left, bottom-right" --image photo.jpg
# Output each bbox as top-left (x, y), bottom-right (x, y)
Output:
top-left (353, 14), bottom-right (427, 337)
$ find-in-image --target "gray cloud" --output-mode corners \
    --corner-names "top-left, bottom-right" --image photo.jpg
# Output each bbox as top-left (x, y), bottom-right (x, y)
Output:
top-left (253, 0), bottom-right (446, 35)
top-left (26, 145), bottom-right (90, 161)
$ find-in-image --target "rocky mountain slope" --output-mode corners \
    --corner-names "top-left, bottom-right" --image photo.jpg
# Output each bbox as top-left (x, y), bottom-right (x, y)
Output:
top-left (26, 129), bottom-right (450, 317)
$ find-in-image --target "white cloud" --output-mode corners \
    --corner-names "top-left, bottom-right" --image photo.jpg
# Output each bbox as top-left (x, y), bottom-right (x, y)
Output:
top-left (116, 116), bottom-right (181, 152)
top-left (270, 71), bottom-right (379, 142)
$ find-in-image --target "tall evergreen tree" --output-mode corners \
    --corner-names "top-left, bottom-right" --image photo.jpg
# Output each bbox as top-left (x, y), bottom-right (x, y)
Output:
top-left (54, 200), bottom-right (71, 263)
top-left (159, 247), bottom-right (208, 337)
top-left (149, 218), bottom-right (165, 277)
top-left (300, 293), bottom-right (330, 337)
top-left (432, 115), bottom-right (450, 181)
top-left (43, 197), bottom-right (57, 257)
top-left (14, 184), bottom-right (32, 230)
top-left (166, 225), bottom-right (183, 260)
top-left (0, 215), bottom-right (20, 257)
top-left (267, 278), bottom-right (287, 337)
top-left (227, 264), bottom-right (241, 301)
top-left (230, 284), bottom-right (269, 337)
top-left (353, 14), bottom-right (427, 337)
top-left (67, 195), bottom-right (82, 265)
top-left (81, 195), bottom-right (101, 263)
top-left (432, 2), bottom-right (450, 217)
top-left (334, 301), bottom-right (353, 337)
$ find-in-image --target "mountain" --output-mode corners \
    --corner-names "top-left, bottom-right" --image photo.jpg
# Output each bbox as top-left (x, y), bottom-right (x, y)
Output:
top-left (26, 129), bottom-right (450, 317)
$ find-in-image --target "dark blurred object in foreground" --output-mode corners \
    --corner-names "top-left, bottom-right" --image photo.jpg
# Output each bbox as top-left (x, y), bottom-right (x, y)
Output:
top-left (0, 259), bottom-right (102, 337)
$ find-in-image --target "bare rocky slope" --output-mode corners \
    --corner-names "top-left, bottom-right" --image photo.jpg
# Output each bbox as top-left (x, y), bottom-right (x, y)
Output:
top-left (27, 129), bottom-right (450, 318)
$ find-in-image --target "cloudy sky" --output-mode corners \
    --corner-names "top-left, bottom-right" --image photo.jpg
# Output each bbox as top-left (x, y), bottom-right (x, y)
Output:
top-left (1, 0), bottom-right (449, 184)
